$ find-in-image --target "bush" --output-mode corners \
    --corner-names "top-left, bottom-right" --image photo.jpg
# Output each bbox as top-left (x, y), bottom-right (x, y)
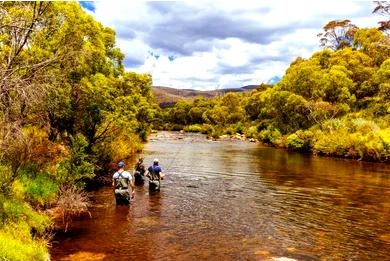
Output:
top-left (1, 199), bottom-right (51, 234)
top-left (312, 121), bottom-right (390, 161)
top-left (200, 124), bottom-right (214, 136)
top-left (286, 130), bottom-right (314, 151)
top-left (0, 221), bottom-right (49, 261)
top-left (234, 122), bottom-right (245, 134)
top-left (244, 125), bottom-right (258, 139)
top-left (320, 118), bottom-right (348, 132)
top-left (56, 186), bottom-right (90, 232)
top-left (257, 126), bottom-right (282, 144)
top-left (0, 164), bottom-right (13, 196)
top-left (105, 133), bottom-right (143, 163)
top-left (14, 174), bottom-right (59, 208)
top-left (286, 134), bottom-right (305, 150)
top-left (56, 133), bottom-right (95, 187)
top-left (349, 118), bottom-right (379, 132)
top-left (224, 126), bottom-right (236, 135)
top-left (183, 124), bottom-right (202, 133)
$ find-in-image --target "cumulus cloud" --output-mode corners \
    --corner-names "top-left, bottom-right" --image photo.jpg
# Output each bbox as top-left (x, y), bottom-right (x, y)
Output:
top-left (85, 0), bottom-right (380, 90)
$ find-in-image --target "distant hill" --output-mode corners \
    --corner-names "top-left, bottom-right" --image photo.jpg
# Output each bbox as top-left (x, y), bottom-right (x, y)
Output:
top-left (153, 85), bottom-right (258, 107)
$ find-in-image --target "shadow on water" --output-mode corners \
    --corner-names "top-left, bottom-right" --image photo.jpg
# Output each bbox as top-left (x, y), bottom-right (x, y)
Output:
top-left (51, 131), bottom-right (390, 261)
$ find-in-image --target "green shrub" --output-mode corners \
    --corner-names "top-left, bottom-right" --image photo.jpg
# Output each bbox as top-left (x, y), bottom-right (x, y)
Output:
top-left (349, 118), bottom-right (379, 133)
top-left (200, 124), bottom-right (214, 135)
top-left (0, 164), bottom-right (13, 196)
top-left (286, 133), bottom-right (305, 150)
top-left (1, 199), bottom-right (51, 233)
top-left (285, 130), bottom-right (315, 151)
top-left (257, 126), bottom-right (282, 144)
top-left (244, 125), bottom-right (258, 138)
top-left (224, 126), bottom-right (235, 135)
top-left (235, 122), bottom-right (245, 134)
top-left (19, 174), bottom-right (58, 208)
top-left (0, 221), bottom-right (49, 261)
top-left (183, 124), bottom-right (202, 133)
top-left (312, 124), bottom-right (390, 161)
top-left (209, 126), bottom-right (223, 139)
top-left (56, 133), bottom-right (95, 187)
top-left (320, 118), bottom-right (348, 132)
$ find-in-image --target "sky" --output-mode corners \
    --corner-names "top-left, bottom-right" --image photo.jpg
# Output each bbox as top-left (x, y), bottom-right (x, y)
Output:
top-left (80, 0), bottom-right (382, 90)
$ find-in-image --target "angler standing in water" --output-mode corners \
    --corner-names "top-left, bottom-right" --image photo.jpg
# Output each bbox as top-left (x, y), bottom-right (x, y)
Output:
top-left (145, 158), bottom-right (165, 191)
top-left (112, 161), bottom-right (135, 204)
top-left (133, 157), bottom-right (146, 185)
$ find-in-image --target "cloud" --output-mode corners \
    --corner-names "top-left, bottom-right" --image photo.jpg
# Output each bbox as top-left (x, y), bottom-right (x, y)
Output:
top-left (87, 0), bottom-right (380, 90)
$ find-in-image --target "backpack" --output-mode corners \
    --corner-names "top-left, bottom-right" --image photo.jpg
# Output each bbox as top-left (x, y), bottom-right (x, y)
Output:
top-left (115, 171), bottom-right (129, 189)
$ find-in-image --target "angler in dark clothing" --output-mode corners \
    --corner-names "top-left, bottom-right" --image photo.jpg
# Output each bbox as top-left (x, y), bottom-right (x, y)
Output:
top-left (145, 158), bottom-right (165, 192)
top-left (134, 157), bottom-right (146, 185)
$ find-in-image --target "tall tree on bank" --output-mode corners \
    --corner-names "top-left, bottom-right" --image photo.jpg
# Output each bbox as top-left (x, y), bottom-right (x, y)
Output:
top-left (317, 20), bottom-right (358, 50)
top-left (373, 1), bottom-right (390, 33)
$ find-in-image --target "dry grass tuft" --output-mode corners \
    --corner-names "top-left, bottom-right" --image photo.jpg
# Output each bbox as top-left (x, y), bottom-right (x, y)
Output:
top-left (56, 186), bottom-right (91, 232)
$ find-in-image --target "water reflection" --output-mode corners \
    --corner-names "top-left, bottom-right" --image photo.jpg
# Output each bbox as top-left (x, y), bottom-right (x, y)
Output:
top-left (51, 132), bottom-right (390, 261)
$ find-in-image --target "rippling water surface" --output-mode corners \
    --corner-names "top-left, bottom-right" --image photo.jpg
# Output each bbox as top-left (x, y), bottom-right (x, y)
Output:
top-left (51, 131), bottom-right (390, 260)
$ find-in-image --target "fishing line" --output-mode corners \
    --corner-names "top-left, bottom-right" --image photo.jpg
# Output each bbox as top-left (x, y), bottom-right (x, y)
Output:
top-left (164, 134), bottom-right (192, 173)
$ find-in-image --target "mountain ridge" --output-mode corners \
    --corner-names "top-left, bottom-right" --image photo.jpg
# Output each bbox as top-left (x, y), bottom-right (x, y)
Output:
top-left (152, 85), bottom-right (258, 107)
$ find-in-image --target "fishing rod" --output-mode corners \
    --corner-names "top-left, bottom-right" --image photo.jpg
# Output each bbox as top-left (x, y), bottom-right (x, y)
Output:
top-left (164, 134), bottom-right (190, 173)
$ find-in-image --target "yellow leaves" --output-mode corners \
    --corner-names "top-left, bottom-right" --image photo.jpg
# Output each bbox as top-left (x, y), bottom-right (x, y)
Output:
top-left (11, 179), bottom-right (26, 201)
top-left (312, 118), bottom-right (390, 160)
top-left (109, 133), bottom-right (143, 163)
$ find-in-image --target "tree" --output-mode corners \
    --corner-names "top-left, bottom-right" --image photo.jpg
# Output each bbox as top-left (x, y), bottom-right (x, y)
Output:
top-left (245, 88), bottom-right (309, 133)
top-left (353, 28), bottom-right (390, 66)
top-left (0, 2), bottom-right (58, 125)
top-left (373, 1), bottom-right (390, 33)
top-left (278, 55), bottom-right (324, 99)
top-left (318, 20), bottom-right (358, 50)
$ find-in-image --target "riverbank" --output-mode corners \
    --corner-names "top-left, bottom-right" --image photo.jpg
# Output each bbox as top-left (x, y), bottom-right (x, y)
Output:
top-left (174, 122), bottom-right (390, 163)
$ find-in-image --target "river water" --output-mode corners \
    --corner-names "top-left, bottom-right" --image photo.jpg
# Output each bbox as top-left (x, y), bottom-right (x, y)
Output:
top-left (51, 131), bottom-right (390, 261)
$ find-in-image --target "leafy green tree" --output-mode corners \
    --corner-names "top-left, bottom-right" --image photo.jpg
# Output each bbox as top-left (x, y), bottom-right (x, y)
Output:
top-left (278, 55), bottom-right (324, 99)
top-left (353, 28), bottom-right (390, 66)
top-left (245, 88), bottom-right (309, 133)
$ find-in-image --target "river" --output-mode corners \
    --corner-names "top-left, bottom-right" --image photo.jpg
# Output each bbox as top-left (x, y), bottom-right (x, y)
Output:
top-left (50, 131), bottom-right (390, 261)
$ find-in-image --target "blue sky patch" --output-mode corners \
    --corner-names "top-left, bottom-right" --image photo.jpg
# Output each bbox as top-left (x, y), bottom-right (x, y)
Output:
top-left (168, 55), bottom-right (176, 61)
top-left (79, 1), bottom-right (96, 12)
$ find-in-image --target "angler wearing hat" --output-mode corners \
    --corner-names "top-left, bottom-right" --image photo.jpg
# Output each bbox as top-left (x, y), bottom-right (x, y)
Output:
top-left (133, 157), bottom-right (146, 185)
top-left (145, 158), bottom-right (165, 192)
top-left (112, 161), bottom-right (135, 204)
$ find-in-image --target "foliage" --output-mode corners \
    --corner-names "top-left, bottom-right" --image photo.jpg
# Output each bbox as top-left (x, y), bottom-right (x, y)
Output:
top-left (183, 124), bottom-right (203, 133)
top-left (0, 221), bottom-right (49, 261)
top-left (257, 126), bottom-right (282, 144)
top-left (56, 133), bottom-right (95, 187)
top-left (288, 130), bottom-right (314, 151)
top-left (1, 198), bottom-right (51, 234)
top-left (13, 171), bottom-right (58, 208)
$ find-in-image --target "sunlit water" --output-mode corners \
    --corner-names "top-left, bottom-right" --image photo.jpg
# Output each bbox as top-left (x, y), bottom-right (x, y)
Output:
top-left (51, 131), bottom-right (390, 261)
